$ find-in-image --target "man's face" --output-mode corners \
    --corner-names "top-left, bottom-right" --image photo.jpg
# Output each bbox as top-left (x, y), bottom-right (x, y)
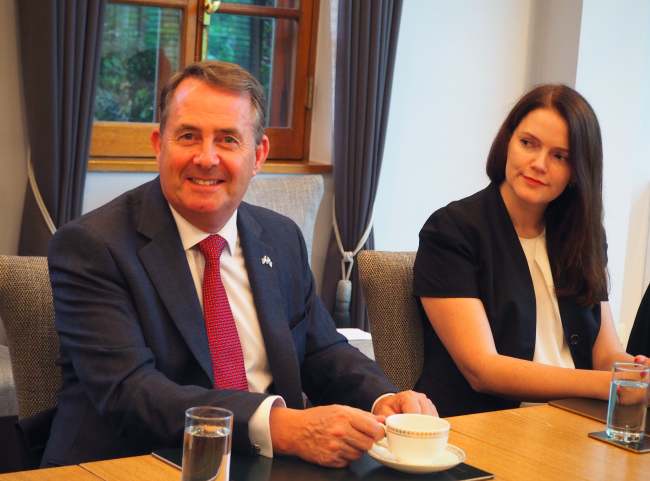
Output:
top-left (151, 78), bottom-right (269, 233)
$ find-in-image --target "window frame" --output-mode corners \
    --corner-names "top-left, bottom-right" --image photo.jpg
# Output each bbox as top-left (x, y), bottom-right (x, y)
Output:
top-left (89, 0), bottom-right (322, 172)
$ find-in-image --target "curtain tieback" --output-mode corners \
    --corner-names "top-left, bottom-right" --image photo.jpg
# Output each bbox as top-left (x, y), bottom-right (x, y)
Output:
top-left (27, 147), bottom-right (57, 235)
top-left (332, 197), bottom-right (375, 326)
top-left (333, 197), bottom-right (375, 281)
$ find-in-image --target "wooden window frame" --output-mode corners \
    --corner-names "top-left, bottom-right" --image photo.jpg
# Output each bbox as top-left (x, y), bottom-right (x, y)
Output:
top-left (88, 0), bottom-right (329, 174)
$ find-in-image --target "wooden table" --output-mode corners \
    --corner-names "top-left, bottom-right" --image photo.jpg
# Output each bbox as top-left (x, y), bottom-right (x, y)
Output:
top-left (447, 404), bottom-right (649, 481)
top-left (81, 455), bottom-right (180, 481)
top-left (2, 405), bottom-right (648, 480)
top-left (0, 465), bottom-right (99, 480)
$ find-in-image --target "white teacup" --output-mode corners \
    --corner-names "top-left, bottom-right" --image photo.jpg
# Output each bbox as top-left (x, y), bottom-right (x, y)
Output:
top-left (378, 414), bottom-right (450, 465)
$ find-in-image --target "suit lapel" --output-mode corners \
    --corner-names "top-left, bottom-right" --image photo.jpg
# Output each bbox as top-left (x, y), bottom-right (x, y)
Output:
top-left (237, 204), bottom-right (304, 409)
top-left (136, 180), bottom-right (214, 384)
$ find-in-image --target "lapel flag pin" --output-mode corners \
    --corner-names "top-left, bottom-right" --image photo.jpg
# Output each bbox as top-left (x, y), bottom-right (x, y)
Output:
top-left (261, 256), bottom-right (273, 268)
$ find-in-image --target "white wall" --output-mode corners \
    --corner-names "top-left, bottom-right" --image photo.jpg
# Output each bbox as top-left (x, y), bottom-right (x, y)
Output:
top-left (375, 0), bottom-right (534, 252)
top-left (575, 0), bottom-right (650, 344)
top-left (0, 0), bottom-right (27, 256)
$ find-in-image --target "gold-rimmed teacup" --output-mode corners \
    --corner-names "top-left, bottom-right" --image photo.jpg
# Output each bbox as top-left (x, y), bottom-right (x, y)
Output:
top-left (377, 414), bottom-right (450, 465)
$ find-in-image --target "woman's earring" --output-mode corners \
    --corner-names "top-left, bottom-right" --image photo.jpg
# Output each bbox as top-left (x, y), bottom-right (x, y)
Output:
top-left (568, 179), bottom-right (576, 188)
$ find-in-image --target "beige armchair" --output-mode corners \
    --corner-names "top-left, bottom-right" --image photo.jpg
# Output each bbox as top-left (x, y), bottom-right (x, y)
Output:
top-left (0, 256), bottom-right (60, 421)
top-left (244, 175), bottom-right (324, 265)
top-left (357, 251), bottom-right (424, 391)
top-left (0, 337), bottom-right (17, 418)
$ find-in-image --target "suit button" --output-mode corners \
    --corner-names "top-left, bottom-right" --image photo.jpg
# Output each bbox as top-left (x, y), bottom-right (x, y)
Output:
top-left (570, 334), bottom-right (579, 345)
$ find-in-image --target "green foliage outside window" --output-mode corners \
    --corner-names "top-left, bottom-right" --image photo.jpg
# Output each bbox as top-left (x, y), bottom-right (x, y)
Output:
top-left (207, 13), bottom-right (273, 109)
top-left (94, 4), bottom-right (181, 123)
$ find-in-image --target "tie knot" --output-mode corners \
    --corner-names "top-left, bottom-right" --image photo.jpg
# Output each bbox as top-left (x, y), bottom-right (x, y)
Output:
top-left (198, 234), bottom-right (227, 261)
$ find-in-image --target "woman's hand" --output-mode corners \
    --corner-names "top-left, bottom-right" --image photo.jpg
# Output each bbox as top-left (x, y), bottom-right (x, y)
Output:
top-left (615, 358), bottom-right (649, 406)
top-left (633, 355), bottom-right (650, 367)
top-left (616, 380), bottom-right (648, 406)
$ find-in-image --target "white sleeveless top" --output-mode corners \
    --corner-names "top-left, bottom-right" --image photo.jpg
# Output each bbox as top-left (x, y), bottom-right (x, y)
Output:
top-left (518, 230), bottom-right (574, 407)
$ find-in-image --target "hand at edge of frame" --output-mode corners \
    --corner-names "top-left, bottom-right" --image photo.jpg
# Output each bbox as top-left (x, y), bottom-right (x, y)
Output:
top-left (372, 390), bottom-right (438, 418)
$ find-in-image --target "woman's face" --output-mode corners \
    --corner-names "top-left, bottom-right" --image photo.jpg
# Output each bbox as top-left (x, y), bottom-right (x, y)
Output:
top-left (501, 108), bottom-right (572, 212)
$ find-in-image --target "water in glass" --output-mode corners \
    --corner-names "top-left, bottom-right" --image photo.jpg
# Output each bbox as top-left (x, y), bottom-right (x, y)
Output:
top-left (182, 425), bottom-right (231, 481)
top-left (606, 378), bottom-right (649, 443)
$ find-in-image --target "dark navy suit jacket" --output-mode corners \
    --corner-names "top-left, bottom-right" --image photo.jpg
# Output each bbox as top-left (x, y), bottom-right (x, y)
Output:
top-left (42, 178), bottom-right (396, 467)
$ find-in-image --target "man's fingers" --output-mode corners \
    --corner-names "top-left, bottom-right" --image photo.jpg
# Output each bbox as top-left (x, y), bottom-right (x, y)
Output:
top-left (376, 403), bottom-right (398, 417)
top-left (347, 410), bottom-right (385, 445)
top-left (325, 444), bottom-right (365, 468)
top-left (380, 391), bottom-right (438, 416)
top-left (339, 445), bottom-right (366, 463)
top-left (318, 409), bottom-right (378, 465)
top-left (341, 432), bottom-right (378, 460)
top-left (396, 391), bottom-right (422, 414)
top-left (418, 397), bottom-right (438, 416)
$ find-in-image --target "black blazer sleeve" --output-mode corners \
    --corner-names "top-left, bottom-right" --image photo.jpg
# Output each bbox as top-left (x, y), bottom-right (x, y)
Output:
top-left (414, 207), bottom-right (481, 299)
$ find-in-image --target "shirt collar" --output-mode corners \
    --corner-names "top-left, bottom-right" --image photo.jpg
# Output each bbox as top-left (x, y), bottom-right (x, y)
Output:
top-left (169, 205), bottom-right (238, 256)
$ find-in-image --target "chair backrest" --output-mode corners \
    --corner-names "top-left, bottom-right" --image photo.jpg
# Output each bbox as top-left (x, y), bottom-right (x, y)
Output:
top-left (0, 345), bottom-right (18, 417)
top-left (0, 256), bottom-right (60, 419)
top-left (357, 251), bottom-right (423, 391)
top-left (243, 175), bottom-right (324, 265)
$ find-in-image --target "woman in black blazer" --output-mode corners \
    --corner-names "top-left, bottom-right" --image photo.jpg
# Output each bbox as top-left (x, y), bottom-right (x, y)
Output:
top-left (413, 84), bottom-right (650, 417)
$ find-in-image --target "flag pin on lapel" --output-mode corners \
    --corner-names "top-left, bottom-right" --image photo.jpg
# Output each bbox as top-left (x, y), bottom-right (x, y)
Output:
top-left (261, 256), bottom-right (273, 268)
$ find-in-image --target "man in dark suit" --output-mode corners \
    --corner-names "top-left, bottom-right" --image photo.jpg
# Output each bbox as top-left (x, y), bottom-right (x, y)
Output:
top-left (43, 60), bottom-right (436, 468)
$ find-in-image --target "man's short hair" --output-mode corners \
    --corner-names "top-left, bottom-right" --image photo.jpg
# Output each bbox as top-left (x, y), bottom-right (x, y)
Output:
top-left (158, 60), bottom-right (267, 145)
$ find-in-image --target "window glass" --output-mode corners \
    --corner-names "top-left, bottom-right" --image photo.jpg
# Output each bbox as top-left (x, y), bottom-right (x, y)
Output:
top-left (207, 14), bottom-right (297, 127)
top-left (94, 4), bottom-right (181, 123)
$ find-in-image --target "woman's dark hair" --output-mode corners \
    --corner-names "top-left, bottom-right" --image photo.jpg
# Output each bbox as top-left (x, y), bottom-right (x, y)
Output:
top-left (486, 84), bottom-right (607, 306)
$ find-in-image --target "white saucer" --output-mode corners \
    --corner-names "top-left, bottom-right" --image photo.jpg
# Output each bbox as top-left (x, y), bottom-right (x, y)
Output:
top-left (367, 443), bottom-right (467, 474)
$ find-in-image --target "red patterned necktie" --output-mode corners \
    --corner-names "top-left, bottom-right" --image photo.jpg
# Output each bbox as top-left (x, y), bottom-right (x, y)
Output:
top-left (198, 235), bottom-right (249, 391)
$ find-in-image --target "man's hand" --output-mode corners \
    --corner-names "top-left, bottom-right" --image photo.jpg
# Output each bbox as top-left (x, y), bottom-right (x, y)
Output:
top-left (372, 391), bottom-right (438, 417)
top-left (269, 405), bottom-right (385, 468)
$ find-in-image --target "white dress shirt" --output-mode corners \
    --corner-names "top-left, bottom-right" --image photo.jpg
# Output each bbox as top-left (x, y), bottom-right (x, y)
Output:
top-left (169, 206), bottom-right (285, 457)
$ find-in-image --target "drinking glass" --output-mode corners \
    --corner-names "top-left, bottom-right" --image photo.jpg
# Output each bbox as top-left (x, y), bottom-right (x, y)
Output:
top-left (182, 407), bottom-right (233, 481)
top-left (606, 362), bottom-right (649, 443)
